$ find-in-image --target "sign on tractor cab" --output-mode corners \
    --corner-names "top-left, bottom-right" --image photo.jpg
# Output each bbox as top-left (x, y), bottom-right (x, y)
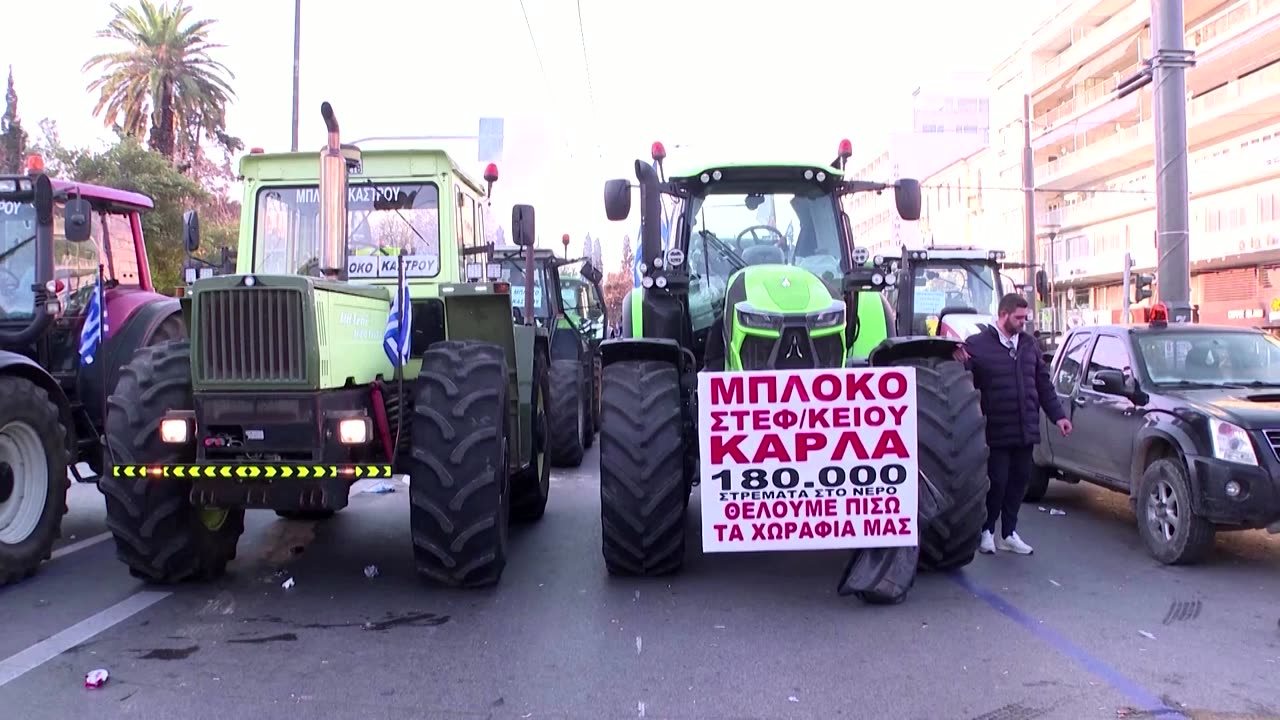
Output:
top-left (509, 283), bottom-right (543, 309)
top-left (697, 368), bottom-right (919, 552)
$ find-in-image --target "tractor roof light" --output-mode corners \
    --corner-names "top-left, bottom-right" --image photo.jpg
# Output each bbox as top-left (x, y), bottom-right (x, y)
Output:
top-left (988, 249), bottom-right (1006, 260)
top-left (837, 139), bottom-right (853, 160)
top-left (561, 233), bottom-right (570, 247)
top-left (883, 272), bottom-right (897, 286)
top-left (483, 163), bottom-right (499, 184)
top-left (250, 147), bottom-right (265, 154)
top-left (650, 141), bottom-right (667, 162)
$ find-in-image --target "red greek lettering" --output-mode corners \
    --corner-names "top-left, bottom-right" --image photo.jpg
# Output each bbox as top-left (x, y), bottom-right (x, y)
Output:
top-left (805, 408), bottom-right (829, 428)
top-left (897, 517), bottom-right (912, 534)
top-left (813, 373), bottom-right (842, 401)
top-left (794, 432), bottom-right (826, 462)
top-left (711, 376), bottom-right (742, 404)
top-left (752, 523), bottom-right (766, 540)
top-left (711, 411), bottom-right (728, 432)
top-left (714, 524), bottom-right (728, 541)
top-left (773, 410), bottom-right (799, 429)
top-left (815, 521), bottom-right (832, 537)
top-left (832, 407), bottom-right (851, 427)
top-left (724, 502), bottom-right (741, 520)
top-left (839, 520), bottom-right (857, 537)
top-left (729, 525), bottom-right (744, 541)
top-left (844, 372), bottom-right (874, 400)
top-left (888, 405), bottom-right (908, 425)
top-left (747, 376), bottom-right (777, 403)
top-left (864, 406), bottom-right (886, 426)
top-left (886, 497), bottom-right (901, 514)
top-left (711, 434), bottom-right (748, 464)
top-left (779, 375), bottom-right (810, 403)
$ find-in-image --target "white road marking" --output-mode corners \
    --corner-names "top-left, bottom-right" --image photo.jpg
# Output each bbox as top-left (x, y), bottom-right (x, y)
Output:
top-left (0, 591), bottom-right (171, 688)
top-left (635, 635), bottom-right (642, 655)
top-left (637, 701), bottom-right (646, 717)
top-left (49, 532), bottom-right (112, 560)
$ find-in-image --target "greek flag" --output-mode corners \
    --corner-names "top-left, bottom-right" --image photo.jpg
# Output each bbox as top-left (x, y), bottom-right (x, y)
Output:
top-left (382, 270), bottom-right (411, 368)
top-left (78, 270), bottom-right (107, 366)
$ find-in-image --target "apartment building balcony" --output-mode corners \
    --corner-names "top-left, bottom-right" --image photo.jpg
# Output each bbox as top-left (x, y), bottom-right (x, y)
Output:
top-left (1032, 0), bottom-right (1275, 138)
top-left (1037, 60), bottom-right (1280, 189)
top-left (1032, 1), bottom-right (1150, 92)
top-left (1186, 0), bottom-right (1280, 98)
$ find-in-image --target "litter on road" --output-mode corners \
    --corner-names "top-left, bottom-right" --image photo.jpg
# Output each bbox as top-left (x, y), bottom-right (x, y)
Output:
top-left (363, 482), bottom-right (397, 494)
top-left (281, 577), bottom-right (295, 590)
top-left (363, 565), bottom-right (379, 578)
top-left (84, 669), bottom-right (109, 689)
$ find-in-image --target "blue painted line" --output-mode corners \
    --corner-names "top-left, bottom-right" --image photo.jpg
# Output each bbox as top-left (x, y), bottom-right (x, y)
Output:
top-left (950, 572), bottom-right (1188, 719)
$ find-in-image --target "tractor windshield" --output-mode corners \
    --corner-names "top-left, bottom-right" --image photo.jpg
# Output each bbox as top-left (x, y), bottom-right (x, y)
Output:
top-left (0, 199), bottom-right (38, 321)
top-left (493, 255), bottom-right (549, 322)
top-left (252, 181), bottom-right (441, 278)
top-left (686, 187), bottom-right (845, 293)
top-left (908, 260), bottom-right (1000, 333)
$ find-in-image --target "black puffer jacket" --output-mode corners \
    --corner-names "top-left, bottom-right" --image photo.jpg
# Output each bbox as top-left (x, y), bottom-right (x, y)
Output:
top-left (963, 324), bottom-right (1066, 448)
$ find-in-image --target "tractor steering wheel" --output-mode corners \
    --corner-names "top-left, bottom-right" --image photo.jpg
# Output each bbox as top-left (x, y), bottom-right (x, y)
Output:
top-left (734, 225), bottom-right (786, 252)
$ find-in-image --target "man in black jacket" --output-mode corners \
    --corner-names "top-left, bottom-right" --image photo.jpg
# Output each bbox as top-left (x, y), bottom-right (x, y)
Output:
top-left (954, 293), bottom-right (1071, 556)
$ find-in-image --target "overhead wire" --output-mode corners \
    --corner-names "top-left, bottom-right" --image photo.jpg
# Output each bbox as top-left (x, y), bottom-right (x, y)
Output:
top-left (575, 0), bottom-right (602, 160)
top-left (516, 0), bottom-right (576, 160)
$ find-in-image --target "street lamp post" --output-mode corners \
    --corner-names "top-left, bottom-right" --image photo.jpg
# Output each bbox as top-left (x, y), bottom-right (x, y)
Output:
top-left (290, 0), bottom-right (301, 152)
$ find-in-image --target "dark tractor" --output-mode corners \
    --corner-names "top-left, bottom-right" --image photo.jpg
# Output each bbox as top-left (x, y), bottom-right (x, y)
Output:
top-left (595, 140), bottom-right (991, 604)
top-left (493, 244), bottom-right (607, 467)
top-left (0, 156), bottom-right (185, 585)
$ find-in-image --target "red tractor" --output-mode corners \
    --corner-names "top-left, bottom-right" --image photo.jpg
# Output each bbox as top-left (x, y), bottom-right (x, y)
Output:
top-left (0, 155), bottom-right (185, 585)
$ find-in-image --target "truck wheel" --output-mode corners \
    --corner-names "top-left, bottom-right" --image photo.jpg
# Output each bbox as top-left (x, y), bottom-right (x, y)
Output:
top-left (889, 356), bottom-right (989, 572)
top-left (547, 359), bottom-right (586, 468)
top-left (511, 349), bottom-right (551, 522)
top-left (100, 341), bottom-right (244, 583)
top-left (0, 377), bottom-right (71, 586)
top-left (407, 340), bottom-right (512, 588)
top-left (599, 360), bottom-right (688, 576)
top-left (1136, 458), bottom-right (1216, 565)
top-left (1024, 462), bottom-right (1052, 503)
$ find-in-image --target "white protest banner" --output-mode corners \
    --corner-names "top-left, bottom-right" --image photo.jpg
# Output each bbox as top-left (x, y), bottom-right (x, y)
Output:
top-left (509, 284), bottom-right (544, 307)
top-left (697, 368), bottom-right (918, 552)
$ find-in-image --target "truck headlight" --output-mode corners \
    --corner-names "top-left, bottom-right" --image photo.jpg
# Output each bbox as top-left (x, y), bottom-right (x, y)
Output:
top-left (737, 309), bottom-right (781, 331)
top-left (810, 309), bottom-right (845, 329)
top-left (1210, 417), bottom-right (1258, 466)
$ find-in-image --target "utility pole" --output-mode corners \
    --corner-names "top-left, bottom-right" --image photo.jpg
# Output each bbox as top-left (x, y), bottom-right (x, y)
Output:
top-left (1123, 251), bottom-right (1133, 324)
top-left (290, 0), bottom-right (301, 152)
top-left (1151, 0), bottom-right (1195, 322)
top-left (1022, 94), bottom-right (1039, 327)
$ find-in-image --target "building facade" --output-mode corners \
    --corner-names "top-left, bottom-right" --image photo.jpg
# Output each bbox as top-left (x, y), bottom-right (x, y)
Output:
top-left (845, 74), bottom-right (992, 256)
top-left (939, 0), bottom-right (1280, 330)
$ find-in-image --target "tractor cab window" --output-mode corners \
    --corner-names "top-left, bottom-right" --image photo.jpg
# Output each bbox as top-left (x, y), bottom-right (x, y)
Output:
top-left (686, 188), bottom-right (845, 295)
top-left (252, 182), bottom-right (441, 278)
top-left (908, 261), bottom-right (1000, 335)
top-left (561, 276), bottom-right (605, 340)
top-left (495, 256), bottom-right (549, 324)
top-left (0, 199), bottom-right (38, 321)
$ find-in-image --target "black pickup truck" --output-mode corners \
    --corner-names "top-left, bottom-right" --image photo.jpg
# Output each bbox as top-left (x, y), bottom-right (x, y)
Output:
top-left (1030, 315), bottom-right (1280, 564)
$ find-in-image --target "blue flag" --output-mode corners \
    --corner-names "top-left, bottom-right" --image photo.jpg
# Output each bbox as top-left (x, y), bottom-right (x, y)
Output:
top-left (382, 269), bottom-right (412, 368)
top-left (78, 269), bottom-right (108, 366)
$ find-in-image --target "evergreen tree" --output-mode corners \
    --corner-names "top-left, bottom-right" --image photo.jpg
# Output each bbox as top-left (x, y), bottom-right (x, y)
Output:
top-left (0, 67), bottom-right (28, 174)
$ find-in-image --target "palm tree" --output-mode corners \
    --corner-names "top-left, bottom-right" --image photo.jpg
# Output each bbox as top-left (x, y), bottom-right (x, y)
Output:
top-left (83, 1), bottom-right (237, 161)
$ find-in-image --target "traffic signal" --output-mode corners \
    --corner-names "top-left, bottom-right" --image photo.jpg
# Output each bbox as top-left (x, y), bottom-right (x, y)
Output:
top-left (1133, 272), bottom-right (1154, 303)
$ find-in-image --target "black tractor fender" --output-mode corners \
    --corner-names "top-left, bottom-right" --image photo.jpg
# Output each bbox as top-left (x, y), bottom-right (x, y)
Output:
top-left (600, 337), bottom-right (687, 372)
top-left (79, 296), bottom-right (184, 424)
top-left (0, 350), bottom-right (75, 457)
top-left (867, 336), bottom-right (963, 367)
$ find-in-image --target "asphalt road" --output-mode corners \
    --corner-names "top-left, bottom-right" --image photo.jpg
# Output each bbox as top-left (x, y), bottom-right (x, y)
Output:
top-left (2, 451), bottom-right (1280, 720)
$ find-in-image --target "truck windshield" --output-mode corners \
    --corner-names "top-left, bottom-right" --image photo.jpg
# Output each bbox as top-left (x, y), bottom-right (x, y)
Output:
top-left (252, 182), bottom-right (441, 278)
top-left (0, 199), bottom-right (38, 321)
top-left (686, 188), bottom-right (845, 294)
top-left (1137, 331), bottom-right (1280, 387)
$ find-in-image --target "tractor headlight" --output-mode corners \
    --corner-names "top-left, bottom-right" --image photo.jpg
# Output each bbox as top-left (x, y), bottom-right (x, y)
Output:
top-left (736, 307), bottom-right (782, 331)
top-left (809, 304), bottom-right (845, 329)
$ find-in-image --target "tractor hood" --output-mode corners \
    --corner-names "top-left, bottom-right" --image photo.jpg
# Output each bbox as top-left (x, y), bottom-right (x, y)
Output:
top-left (731, 264), bottom-right (840, 317)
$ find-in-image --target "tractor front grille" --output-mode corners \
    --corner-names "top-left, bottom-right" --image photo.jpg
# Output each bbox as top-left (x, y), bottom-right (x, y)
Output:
top-left (195, 288), bottom-right (308, 384)
top-left (738, 328), bottom-right (844, 371)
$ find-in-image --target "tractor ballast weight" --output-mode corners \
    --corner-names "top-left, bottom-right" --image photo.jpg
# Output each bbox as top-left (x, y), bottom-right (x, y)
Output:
top-left (594, 141), bottom-right (991, 604)
top-left (98, 102), bottom-right (549, 590)
top-left (0, 162), bottom-right (186, 586)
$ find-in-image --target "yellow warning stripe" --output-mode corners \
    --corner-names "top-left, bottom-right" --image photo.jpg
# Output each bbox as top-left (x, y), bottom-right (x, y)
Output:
top-left (110, 464), bottom-right (393, 479)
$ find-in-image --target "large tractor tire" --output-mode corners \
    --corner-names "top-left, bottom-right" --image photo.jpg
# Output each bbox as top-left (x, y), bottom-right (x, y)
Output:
top-left (100, 341), bottom-right (244, 583)
top-left (838, 546), bottom-right (919, 605)
top-left (599, 360), bottom-right (688, 576)
top-left (890, 355), bottom-right (989, 572)
top-left (0, 377), bottom-right (71, 586)
top-left (547, 359), bottom-right (586, 468)
top-left (406, 341), bottom-right (512, 588)
top-left (511, 349), bottom-right (551, 522)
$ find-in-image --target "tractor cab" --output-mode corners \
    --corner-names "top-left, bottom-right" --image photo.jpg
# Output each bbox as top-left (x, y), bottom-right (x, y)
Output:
top-left (875, 245), bottom-right (1012, 340)
top-left (602, 139), bottom-right (920, 372)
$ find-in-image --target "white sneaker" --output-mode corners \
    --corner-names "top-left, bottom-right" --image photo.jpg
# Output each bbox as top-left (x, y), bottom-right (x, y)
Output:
top-left (996, 532), bottom-right (1034, 555)
top-left (979, 530), bottom-right (995, 554)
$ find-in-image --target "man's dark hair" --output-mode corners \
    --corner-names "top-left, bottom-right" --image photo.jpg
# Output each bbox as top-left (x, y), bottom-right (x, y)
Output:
top-left (998, 292), bottom-right (1029, 315)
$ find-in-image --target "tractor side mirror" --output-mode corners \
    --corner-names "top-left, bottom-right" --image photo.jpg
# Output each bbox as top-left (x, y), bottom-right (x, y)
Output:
top-left (63, 197), bottom-right (93, 242)
top-left (604, 178), bottom-right (631, 221)
top-left (1035, 268), bottom-right (1050, 303)
top-left (512, 204), bottom-right (536, 247)
top-left (580, 259), bottom-right (603, 286)
top-left (894, 179), bottom-right (922, 221)
top-left (183, 209), bottom-right (201, 253)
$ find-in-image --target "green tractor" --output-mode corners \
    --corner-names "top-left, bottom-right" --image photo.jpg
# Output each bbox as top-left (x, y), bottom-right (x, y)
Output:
top-left (98, 102), bottom-right (552, 588)
top-left (596, 141), bottom-right (990, 604)
top-left (490, 244), bottom-right (607, 467)
top-left (559, 271), bottom-right (606, 436)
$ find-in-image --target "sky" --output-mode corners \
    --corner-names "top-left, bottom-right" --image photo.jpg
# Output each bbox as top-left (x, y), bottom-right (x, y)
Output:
top-left (6, 0), bottom-right (1056, 267)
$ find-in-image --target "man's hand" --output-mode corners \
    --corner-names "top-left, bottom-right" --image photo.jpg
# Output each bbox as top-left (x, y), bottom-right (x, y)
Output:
top-left (953, 345), bottom-right (970, 364)
top-left (1056, 418), bottom-right (1072, 437)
